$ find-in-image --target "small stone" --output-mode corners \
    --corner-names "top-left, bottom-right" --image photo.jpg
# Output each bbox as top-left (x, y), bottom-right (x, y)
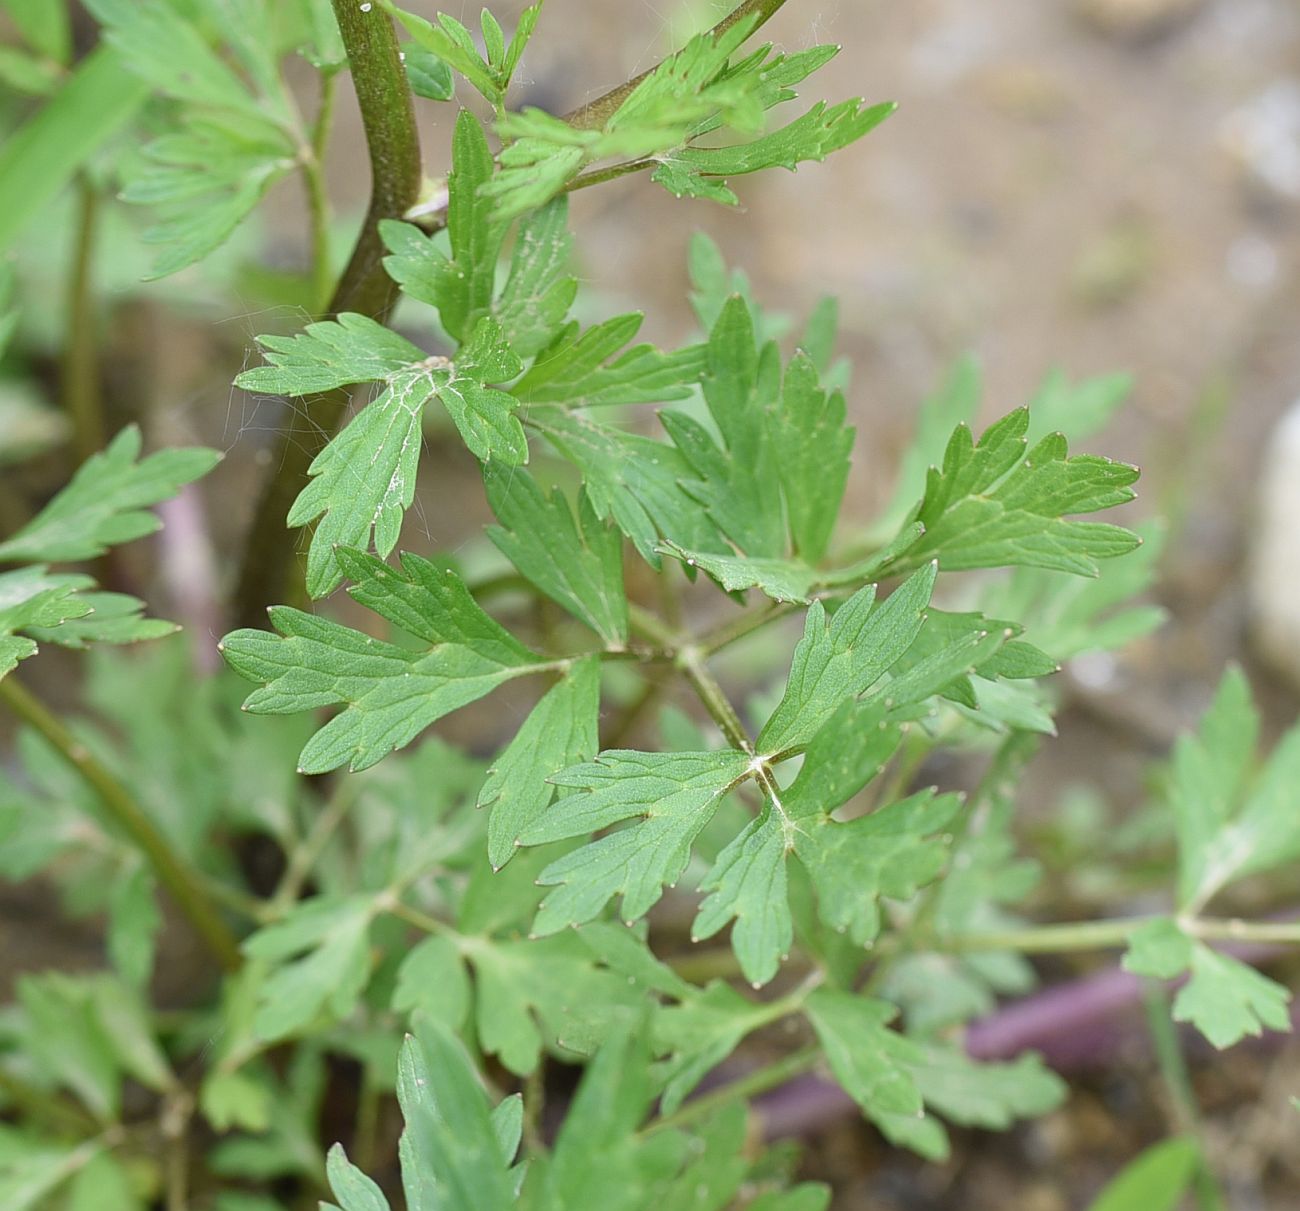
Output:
top-left (1249, 401), bottom-right (1300, 691)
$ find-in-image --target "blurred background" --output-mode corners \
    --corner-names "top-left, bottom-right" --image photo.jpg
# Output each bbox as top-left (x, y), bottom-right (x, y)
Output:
top-left (3, 0), bottom-right (1300, 1206)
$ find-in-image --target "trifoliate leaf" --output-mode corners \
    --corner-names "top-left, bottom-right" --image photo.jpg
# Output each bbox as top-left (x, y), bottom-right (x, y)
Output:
top-left (485, 467), bottom-right (627, 645)
top-left (479, 656), bottom-right (601, 870)
top-left (884, 408), bottom-right (1141, 577)
top-left (519, 749), bottom-right (753, 933)
top-left (243, 896), bottom-right (374, 1040)
top-left (1168, 666), bottom-right (1300, 912)
top-left (220, 550), bottom-right (548, 773)
top-left (757, 564), bottom-right (936, 756)
top-left (381, 109), bottom-right (502, 342)
top-left (239, 315), bottom-right (524, 595)
top-left (511, 313), bottom-right (706, 409)
top-left (0, 426), bottom-right (219, 564)
top-left (652, 99), bottom-right (894, 204)
top-left (528, 407), bottom-right (728, 567)
top-left (495, 196), bottom-right (576, 359)
top-left (692, 804), bottom-right (792, 987)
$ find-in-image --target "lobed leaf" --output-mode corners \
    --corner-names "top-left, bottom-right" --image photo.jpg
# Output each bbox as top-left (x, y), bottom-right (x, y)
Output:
top-left (220, 550), bottom-right (548, 773)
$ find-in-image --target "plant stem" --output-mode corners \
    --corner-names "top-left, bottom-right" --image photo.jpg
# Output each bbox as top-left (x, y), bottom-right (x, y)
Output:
top-left (910, 915), bottom-right (1300, 956)
top-left (63, 175), bottom-right (105, 463)
top-left (270, 777), bottom-right (361, 914)
top-left (1143, 984), bottom-right (1227, 1211)
top-left (233, 0), bottom-right (422, 628)
top-left (0, 676), bottom-right (242, 972)
top-left (702, 599), bottom-right (799, 655)
top-left (304, 70), bottom-right (338, 314)
top-left (645, 1045), bottom-right (820, 1136)
top-left (679, 646), bottom-right (753, 753)
top-left (562, 0), bottom-right (792, 130)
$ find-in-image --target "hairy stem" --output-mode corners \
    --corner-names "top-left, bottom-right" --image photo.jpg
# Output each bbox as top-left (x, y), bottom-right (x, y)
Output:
top-left (233, 1), bottom-right (422, 628)
top-left (0, 676), bottom-right (242, 972)
top-left (562, 0), bottom-right (792, 130)
top-left (63, 175), bottom-right (105, 462)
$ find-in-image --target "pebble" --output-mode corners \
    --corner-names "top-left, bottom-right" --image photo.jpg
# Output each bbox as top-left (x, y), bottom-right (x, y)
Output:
top-left (1249, 400), bottom-right (1300, 691)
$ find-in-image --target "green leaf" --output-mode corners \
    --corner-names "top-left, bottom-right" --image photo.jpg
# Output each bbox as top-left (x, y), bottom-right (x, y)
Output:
top-left (391, 933), bottom-right (471, 1028)
top-left (1168, 666), bottom-right (1300, 911)
top-left (243, 896), bottom-right (374, 1040)
top-left (804, 989), bottom-right (923, 1130)
top-left (23, 591), bottom-right (177, 650)
top-left (1084, 1138), bottom-right (1199, 1211)
top-left (385, 5), bottom-right (501, 107)
top-left (652, 99), bottom-right (894, 204)
top-left (86, 0), bottom-right (299, 274)
top-left (485, 467), bottom-right (628, 644)
top-left (757, 564), bottom-right (937, 756)
top-left (529, 407), bottom-right (727, 568)
top-left (240, 316), bottom-right (524, 594)
top-left (106, 866), bottom-right (161, 989)
top-left (652, 980), bottom-right (779, 1113)
top-left (1174, 947), bottom-right (1290, 1049)
top-left (394, 1019), bottom-right (517, 1211)
top-left (1123, 918), bottom-right (1291, 1048)
top-left (770, 350), bottom-right (853, 562)
top-left (0, 46), bottom-right (148, 254)
top-left (404, 45), bottom-right (454, 101)
top-left (325, 1143), bottom-right (392, 1211)
top-left (692, 805), bottom-right (792, 987)
top-left (0, 426), bottom-right (219, 564)
top-left (479, 656), bottom-right (601, 871)
top-left (220, 549), bottom-right (547, 773)
top-left (285, 371), bottom-right (435, 597)
top-left (2, 0), bottom-right (71, 62)
top-left (235, 312), bottom-right (429, 395)
top-left (664, 296), bottom-right (785, 560)
top-left (519, 749), bottom-right (754, 933)
top-left (0, 1138), bottom-right (104, 1211)
top-left (467, 931), bottom-right (649, 1075)
top-left (885, 408), bottom-right (1141, 577)
top-left (495, 196), bottom-right (577, 358)
top-left (511, 313), bottom-right (706, 409)
top-left (0, 47), bottom-right (61, 96)
top-left (381, 109), bottom-right (503, 342)
top-left (17, 973), bottom-right (122, 1119)
top-left (658, 543), bottom-right (815, 604)
top-left (793, 789), bottom-right (962, 946)
top-left (1026, 369), bottom-right (1132, 446)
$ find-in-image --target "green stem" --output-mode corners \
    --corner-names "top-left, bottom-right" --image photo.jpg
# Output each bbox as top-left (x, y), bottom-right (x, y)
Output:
top-left (644, 1045), bottom-right (819, 1136)
top-left (702, 599), bottom-right (799, 656)
top-left (679, 646), bottom-right (753, 753)
top-left (0, 676), bottom-right (242, 972)
top-left (63, 175), bottom-right (105, 463)
top-left (1143, 984), bottom-right (1226, 1211)
top-left (303, 70), bottom-right (338, 314)
top-left (562, 0), bottom-right (792, 130)
top-left (270, 777), bottom-right (361, 915)
top-left (233, 0), bottom-right (422, 628)
top-left (909, 915), bottom-right (1300, 956)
